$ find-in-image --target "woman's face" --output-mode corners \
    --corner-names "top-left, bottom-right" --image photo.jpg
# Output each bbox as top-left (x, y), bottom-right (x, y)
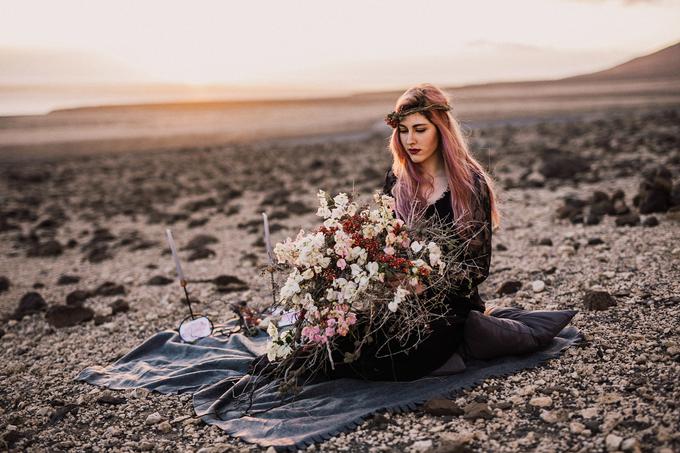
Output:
top-left (398, 112), bottom-right (440, 165)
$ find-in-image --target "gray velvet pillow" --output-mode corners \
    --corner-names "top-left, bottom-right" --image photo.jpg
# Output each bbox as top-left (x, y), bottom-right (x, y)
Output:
top-left (461, 307), bottom-right (577, 360)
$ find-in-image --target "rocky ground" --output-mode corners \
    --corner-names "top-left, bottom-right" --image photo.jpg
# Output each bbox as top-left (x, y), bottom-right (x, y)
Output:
top-left (0, 106), bottom-right (678, 452)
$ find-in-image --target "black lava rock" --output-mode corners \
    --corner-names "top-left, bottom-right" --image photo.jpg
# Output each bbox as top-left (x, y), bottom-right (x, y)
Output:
top-left (615, 213), bottom-right (640, 227)
top-left (110, 299), bottom-right (130, 315)
top-left (642, 216), bottom-right (659, 227)
top-left (213, 274), bottom-right (249, 293)
top-left (188, 248), bottom-right (216, 261)
top-left (46, 305), bottom-right (95, 328)
top-left (583, 290), bottom-right (617, 311)
top-left (26, 239), bottom-right (63, 257)
top-left (146, 275), bottom-right (174, 286)
top-left (587, 237), bottom-right (605, 246)
top-left (497, 281), bottom-right (522, 296)
top-left (13, 292), bottom-right (47, 320)
top-left (0, 276), bottom-right (9, 292)
top-left (65, 290), bottom-right (92, 307)
top-left (57, 274), bottom-right (81, 285)
top-left (637, 164), bottom-right (673, 214)
top-left (95, 281), bottom-right (126, 297)
top-left (183, 234), bottom-right (219, 250)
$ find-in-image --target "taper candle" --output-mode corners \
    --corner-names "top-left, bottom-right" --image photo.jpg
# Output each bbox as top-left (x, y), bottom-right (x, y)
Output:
top-left (262, 212), bottom-right (274, 264)
top-left (165, 228), bottom-right (186, 283)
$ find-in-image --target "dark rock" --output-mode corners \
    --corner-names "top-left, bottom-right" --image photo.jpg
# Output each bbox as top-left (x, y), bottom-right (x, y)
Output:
top-left (96, 394), bottom-right (126, 405)
top-left (422, 399), bottom-right (464, 416)
top-left (365, 413), bottom-right (391, 430)
top-left (492, 401), bottom-right (513, 410)
top-left (187, 218), bottom-right (209, 228)
top-left (66, 238), bottom-right (78, 248)
top-left (13, 292), bottom-right (47, 320)
top-left (584, 211), bottom-right (602, 225)
top-left (612, 199), bottom-right (630, 216)
top-left (611, 189), bottom-right (625, 201)
top-left (146, 275), bottom-right (173, 286)
top-left (637, 164), bottom-right (673, 214)
top-left (539, 150), bottom-right (591, 180)
top-left (183, 234), bottom-right (219, 250)
top-left (0, 328), bottom-right (4, 339)
top-left (671, 181), bottom-right (680, 206)
top-left (462, 402), bottom-right (494, 420)
top-left (642, 216), bottom-right (659, 227)
top-left (589, 191), bottom-right (614, 216)
top-left (188, 248), bottom-right (216, 261)
top-left (110, 299), bottom-right (130, 315)
top-left (496, 243), bottom-right (508, 251)
top-left (615, 213), bottom-right (640, 227)
top-left (497, 280), bottom-right (522, 295)
top-left (286, 201), bottom-right (314, 215)
top-left (182, 197), bottom-right (217, 212)
top-left (46, 305), bottom-right (94, 328)
top-left (583, 290), bottom-right (617, 311)
top-left (85, 244), bottom-right (112, 263)
top-left (26, 239), bottom-right (63, 257)
top-left (65, 290), bottom-right (92, 307)
top-left (95, 281), bottom-right (126, 297)
top-left (538, 238), bottom-right (553, 246)
top-left (556, 196), bottom-right (586, 223)
top-left (583, 420), bottom-right (601, 433)
top-left (57, 274), bottom-right (80, 285)
top-left (0, 276), bottom-right (9, 292)
top-left (48, 404), bottom-right (79, 425)
top-left (587, 237), bottom-right (605, 246)
top-left (33, 282), bottom-right (44, 289)
top-left (2, 430), bottom-right (26, 449)
top-left (94, 314), bottom-right (113, 326)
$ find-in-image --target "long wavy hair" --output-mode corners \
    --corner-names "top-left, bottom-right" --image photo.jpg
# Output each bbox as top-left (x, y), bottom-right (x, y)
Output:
top-left (388, 83), bottom-right (500, 231)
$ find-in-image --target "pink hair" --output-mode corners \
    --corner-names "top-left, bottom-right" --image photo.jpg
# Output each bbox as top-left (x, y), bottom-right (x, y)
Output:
top-left (388, 83), bottom-right (500, 231)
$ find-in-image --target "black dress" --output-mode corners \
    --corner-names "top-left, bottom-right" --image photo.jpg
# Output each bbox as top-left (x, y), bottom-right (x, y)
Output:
top-left (323, 169), bottom-right (493, 381)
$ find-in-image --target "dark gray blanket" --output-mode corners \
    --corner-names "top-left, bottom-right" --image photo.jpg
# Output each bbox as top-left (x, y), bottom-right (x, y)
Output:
top-left (77, 319), bottom-right (582, 451)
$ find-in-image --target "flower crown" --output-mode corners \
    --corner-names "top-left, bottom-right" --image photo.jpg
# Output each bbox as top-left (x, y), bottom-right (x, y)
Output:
top-left (384, 102), bottom-right (451, 128)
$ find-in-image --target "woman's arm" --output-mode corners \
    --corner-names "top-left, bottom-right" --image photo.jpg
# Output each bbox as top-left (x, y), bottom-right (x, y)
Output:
top-left (450, 174), bottom-right (493, 295)
top-left (382, 168), bottom-right (396, 196)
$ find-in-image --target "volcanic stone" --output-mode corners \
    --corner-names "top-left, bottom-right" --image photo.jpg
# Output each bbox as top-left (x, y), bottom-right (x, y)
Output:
top-left (0, 276), bottom-right (9, 292)
top-left (95, 281), bottom-right (126, 297)
top-left (146, 275), bottom-right (173, 286)
top-left (498, 280), bottom-right (522, 295)
top-left (110, 299), bottom-right (130, 315)
top-left (422, 399), bottom-right (464, 416)
top-left (615, 213), bottom-right (640, 227)
top-left (57, 274), bottom-right (81, 285)
top-left (188, 248), bottom-right (216, 261)
top-left (27, 239), bottom-right (63, 257)
top-left (65, 290), bottom-right (92, 306)
top-left (637, 164), bottom-right (673, 214)
top-left (13, 292), bottom-right (47, 320)
top-left (583, 290), bottom-right (617, 311)
top-left (46, 305), bottom-right (94, 328)
top-left (642, 216), bottom-right (659, 227)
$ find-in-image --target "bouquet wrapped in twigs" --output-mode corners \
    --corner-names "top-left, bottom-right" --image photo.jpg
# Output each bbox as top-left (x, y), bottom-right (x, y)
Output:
top-left (261, 189), bottom-right (482, 394)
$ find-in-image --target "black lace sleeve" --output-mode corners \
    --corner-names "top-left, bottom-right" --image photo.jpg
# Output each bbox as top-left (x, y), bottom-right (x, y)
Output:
top-left (382, 168), bottom-right (396, 196)
top-left (452, 174), bottom-right (493, 294)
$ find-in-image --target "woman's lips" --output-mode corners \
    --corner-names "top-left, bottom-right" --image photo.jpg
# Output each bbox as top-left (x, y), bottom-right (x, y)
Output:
top-left (408, 148), bottom-right (421, 155)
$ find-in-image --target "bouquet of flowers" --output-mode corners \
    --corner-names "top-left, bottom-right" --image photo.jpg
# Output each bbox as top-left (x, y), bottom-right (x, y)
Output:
top-left (262, 190), bottom-right (477, 393)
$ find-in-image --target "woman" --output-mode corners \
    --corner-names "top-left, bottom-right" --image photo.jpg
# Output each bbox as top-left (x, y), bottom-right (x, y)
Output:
top-left (322, 83), bottom-right (501, 381)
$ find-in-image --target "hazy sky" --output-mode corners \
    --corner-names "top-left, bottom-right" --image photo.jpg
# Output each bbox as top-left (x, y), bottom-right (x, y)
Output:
top-left (1, 0), bottom-right (679, 90)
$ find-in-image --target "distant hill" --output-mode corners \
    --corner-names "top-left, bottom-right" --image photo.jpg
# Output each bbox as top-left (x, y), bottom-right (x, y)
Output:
top-left (449, 41), bottom-right (680, 91)
top-left (560, 41), bottom-right (680, 82)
